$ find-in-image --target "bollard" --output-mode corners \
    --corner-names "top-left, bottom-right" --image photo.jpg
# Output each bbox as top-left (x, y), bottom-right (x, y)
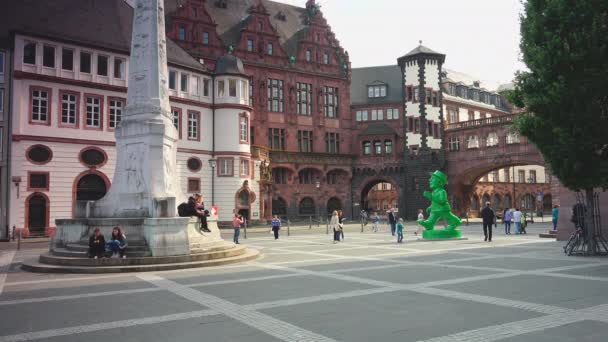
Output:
top-left (361, 219), bottom-right (364, 233)
top-left (309, 216), bottom-right (312, 230)
top-left (326, 217), bottom-right (329, 235)
top-left (287, 219), bottom-right (291, 236)
top-left (17, 229), bottom-right (21, 250)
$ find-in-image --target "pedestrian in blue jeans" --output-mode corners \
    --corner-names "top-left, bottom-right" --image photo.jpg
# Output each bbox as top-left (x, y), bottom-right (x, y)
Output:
top-left (233, 214), bottom-right (244, 244)
top-left (503, 209), bottom-right (512, 234)
top-left (513, 208), bottom-right (522, 234)
top-left (397, 218), bottom-right (404, 243)
top-left (388, 209), bottom-right (397, 236)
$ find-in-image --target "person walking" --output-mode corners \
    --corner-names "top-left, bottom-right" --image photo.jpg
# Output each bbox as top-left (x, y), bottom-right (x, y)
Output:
top-left (513, 208), bottom-right (523, 234)
top-left (88, 228), bottom-right (106, 259)
top-left (481, 202), bottom-right (495, 242)
top-left (551, 205), bottom-right (559, 231)
top-left (232, 214), bottom-right (244, 244)
top-left (504, 208), bottom-right (512, 234)
top-left (271, 215), bottom-right (281, 240)
top-left (521, 211), bottom-right (528, 234)
top-left (360, 209), bottom-right (368, 226)
top-left (372, 212), bottom-right (380, 233)
top-left (388, 208), bottom-right (397, 236)
top-left (397, 218), bottom-right (405, 243)
top-left (415, 209), bottom-right (424, 239)
top-left (330, 210), bottom-right (340, 244)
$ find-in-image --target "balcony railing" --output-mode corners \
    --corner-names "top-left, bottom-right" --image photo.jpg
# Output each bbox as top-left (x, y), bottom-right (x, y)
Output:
top-left (446, 114), bottom-right (516, 131)
top-left (269, 150), bottom-right (356, 166)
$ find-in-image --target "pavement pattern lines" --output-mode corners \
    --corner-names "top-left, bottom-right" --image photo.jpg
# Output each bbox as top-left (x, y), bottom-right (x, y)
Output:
top-left (2, 229), bottom-right (608, 342)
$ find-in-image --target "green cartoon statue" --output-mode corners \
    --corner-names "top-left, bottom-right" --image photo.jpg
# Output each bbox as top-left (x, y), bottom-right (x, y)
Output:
top-left (417, 170), bottom-right (462, 239)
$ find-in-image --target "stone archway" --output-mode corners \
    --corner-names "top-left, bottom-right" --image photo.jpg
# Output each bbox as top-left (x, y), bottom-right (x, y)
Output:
top-left (72, 170), bottom-right (110, 218)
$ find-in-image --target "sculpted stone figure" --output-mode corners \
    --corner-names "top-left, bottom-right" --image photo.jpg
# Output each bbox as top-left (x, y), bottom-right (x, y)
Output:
top-left (417, 170), bottom-right (462, 239)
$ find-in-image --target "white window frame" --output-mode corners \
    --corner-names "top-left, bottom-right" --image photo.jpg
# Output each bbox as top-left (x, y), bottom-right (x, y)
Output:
top-left (240, 159), bottom-right (250, 177)
top-left (113, 57), bottom-right (125, 79)
top-left (31, 89), bottom-right (49, 122)
top-left (239, 116), bottom-right (248, 142)
top-left (109, 98), bottom-right (124, 129)
top-left (190, 76), bottom-right (199, 96)
top-left (60, 93), bottom-right (77, 125)
top-left (85, 96), bottom-right (101, 128)
top-left (219, 159), bottom-right (234, 176)
top-left (187, 111), bottom-right (199, 140)
top-left (361, 110), bottom-right (368, 121)
top-left (180, 73), bottom-right (189, 92)
top-left (168, 70), bottom-right (177, 90)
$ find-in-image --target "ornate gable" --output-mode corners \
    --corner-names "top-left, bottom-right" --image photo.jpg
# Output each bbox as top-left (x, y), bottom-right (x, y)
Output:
top-left (235, 0), bottom-right (287, 65)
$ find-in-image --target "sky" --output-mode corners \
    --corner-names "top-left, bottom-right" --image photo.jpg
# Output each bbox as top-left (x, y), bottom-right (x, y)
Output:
top-left (276, 0), bottom-right (527, 85)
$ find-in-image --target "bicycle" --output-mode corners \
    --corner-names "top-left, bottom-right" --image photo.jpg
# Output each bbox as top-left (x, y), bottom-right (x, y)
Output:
top-left (563, 226), bottom-right (586, 256)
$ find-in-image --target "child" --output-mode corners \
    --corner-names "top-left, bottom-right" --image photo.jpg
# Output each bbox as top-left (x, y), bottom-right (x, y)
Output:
top-left (397, 218), bottom-right (405, 243)
top-left (271, 215), bottom-right (281, 240)
top-left (372, 212), bottom-right (380, 233)
top-left (415, 209), bottom-right (424, 239)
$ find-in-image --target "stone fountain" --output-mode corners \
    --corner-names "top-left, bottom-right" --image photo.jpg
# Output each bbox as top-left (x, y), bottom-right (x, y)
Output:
top-left (22, 0), bottom-right (258, 273)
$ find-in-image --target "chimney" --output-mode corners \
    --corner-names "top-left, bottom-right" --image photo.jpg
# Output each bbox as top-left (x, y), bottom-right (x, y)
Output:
top-left (473, 81), bottom-right (480, 88)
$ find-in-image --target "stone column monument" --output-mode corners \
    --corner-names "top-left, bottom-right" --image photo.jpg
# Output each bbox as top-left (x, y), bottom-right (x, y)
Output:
top-left (94, 0), bottom-right (181, 218)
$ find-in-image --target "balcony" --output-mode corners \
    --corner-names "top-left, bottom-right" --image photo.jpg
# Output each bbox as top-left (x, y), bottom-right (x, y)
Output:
top-left (446, 114), bottom-right (516, 131)
top-left (269, 150), bottom-right (356, 166)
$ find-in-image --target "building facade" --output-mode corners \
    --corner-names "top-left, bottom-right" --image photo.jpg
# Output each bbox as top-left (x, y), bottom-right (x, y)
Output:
top-left (0, 40), bottom-right (9, 238)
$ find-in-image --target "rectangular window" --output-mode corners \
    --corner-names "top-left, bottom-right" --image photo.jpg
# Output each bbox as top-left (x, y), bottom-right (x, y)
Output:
top-left (85, 95), bottom-right (102, 128)
top-left (240, 159), bottom-right (250, 177)
top-left (217, 80), bottom-right (225, 97)
top-left (368, 87), bottom-right (374, 98)
top-left (432, 91), bottom-right (438, 106)
top-left (108, 98), bottom-right (124, 129)
top-left (97, 55), bottom-right (108, 76)
top-left (190, 76), bottom-right (199, 96)
top-left (43, 45), bottom-right (55, 68)
top-left (187, 178), bottom-right (200, 193)
top-left (0, 89), bottom-right (4, 113)
top-left (323, 86), bottom-right (338, 118)
top-left (169, 71), bottom-right (177, 90)
top-left (406, 85), bottom-right (413, 102)
top-left (113, 58), bottom-right (125, 79)
top-left (267, 42), bottom-right (273, 55)
top-left (61, 48), bottom-right (74, 70)
top-left (467, 135), bottom-right (479, 149)
top-left (249, 77), bottom-right (254, 106)
top-left (385, 140), bottom-right (393, 154)
top-left (297, 130), bottom-right (313, 152)
top-left (518, 170), bottom-right (525, 183)
top-left (374, 141), bottom-right (382, 155)
top-left (218, 158), bottom-right (234, 177)
top-left (448, 137), bottom-right (460, 151)
top-left (28, 172), bottom-right (49, 191)
top-left (413, 88), bottom-right (420, 102)
top-left (306, 49), bottom-right (311, 62)
top-left (371, 110), bottom-right (377, 121)
top-left (31, 88), bottom-right (50, 123)
top-left (407, 117), bottom-right (414, 132)
top-left (202, 31), bottom-right (209, 45)
top-left (530, 170), bottom-right (537, 183)
top-left (268, 128), bottom-right (285, 150)
top-left (250, 126), bottom-right (255, 145)
top-left (23, 42), bottom-right (36, 65)
top-left (361, 110), bottom-right (368, 121)
top-left (448, 109), bottom-right (458, 123)
top-left (239, 116), bottom-right (249, 143)
top-left (323, 52), bottom-right (329, 64)
top-left (427, 121), bottom-right (433, 136)
top-left (60, 92), bottom-right (78, 126)
top-left (229, 79), bottom-right (237, 97)
top-left (356, 111), bottom-right (361, 122)
top-left (504, 168), bottom-right (510, 182)
top-left (247, 39), bottom-right (254, 52)
top-left (172, 107), bottom-right (181, 138)
top-left (267, 79), bottom-right (284, 112)
top-left (414, 118), bottom-right (420, 133)
top-left (0, 52), bottom-right (4, 74)
top-left (325, 132), bottom-right (340, 153)
top-left (296, 82), bottom-right (312, 115)
top-left (180, 73), bottom-right (188, 92)
top-left (273, 168), bottom-right (287, 184)
top-left (203, 78), bottom-right (210, 96)
top-left (425, 89), bottom-right (432, 105)
top-left (377, 109), bottom-right (383, 120)
top-left (80, 51), bottom-right (91, 73)
top-left (179, 26), bottom-right (186, 40)
top-left (363, 141), bottom-right (371, 155)
top-left (187, 111), bottom-right (199, 140)
top-left (386, 109), bottom-right (393, 120)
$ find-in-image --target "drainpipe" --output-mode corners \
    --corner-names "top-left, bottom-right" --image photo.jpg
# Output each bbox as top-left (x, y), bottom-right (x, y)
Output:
top-left (211, 73), bottom-right (215, 206)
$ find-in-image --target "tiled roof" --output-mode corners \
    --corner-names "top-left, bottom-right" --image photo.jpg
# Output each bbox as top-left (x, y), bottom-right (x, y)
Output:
top-left (350, 65), bottom-right (403, 106)
top-left (0, 0), bottom-right (205, 71)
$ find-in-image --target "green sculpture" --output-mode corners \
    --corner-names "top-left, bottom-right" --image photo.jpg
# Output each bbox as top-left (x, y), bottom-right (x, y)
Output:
top-left (417, 170), bottom-right (462, 239)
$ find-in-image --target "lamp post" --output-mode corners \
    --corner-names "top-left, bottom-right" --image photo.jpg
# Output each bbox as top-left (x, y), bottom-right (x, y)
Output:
top-left (315, 180), bottom-right (321, 224)
top-left (208, 159), bottom-right (217, 205)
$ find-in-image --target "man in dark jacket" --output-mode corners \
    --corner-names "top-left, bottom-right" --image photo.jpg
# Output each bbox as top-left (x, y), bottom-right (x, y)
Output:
top-left (481, 201), bottom-right (495, 242)
top-left (388, 209), bottom-right (397, 236)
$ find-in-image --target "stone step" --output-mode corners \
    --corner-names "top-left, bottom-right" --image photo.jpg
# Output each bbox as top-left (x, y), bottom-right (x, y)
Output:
top-left (66, 243), bottom-right (149, 252)
top-left (21, 248), bottom-right (260, 273)
top-left (51, 248), bottom-right (151, 258)
top-left (539, 231), bottom-right (557, 239)
top-left (38, 243), bottom-right (247, 267)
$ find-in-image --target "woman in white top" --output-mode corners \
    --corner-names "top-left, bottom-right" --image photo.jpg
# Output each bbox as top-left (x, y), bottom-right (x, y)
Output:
top-left (330, 211), bottom-right (340, 244)
top-left (415, 209), bottom-right (425, 239)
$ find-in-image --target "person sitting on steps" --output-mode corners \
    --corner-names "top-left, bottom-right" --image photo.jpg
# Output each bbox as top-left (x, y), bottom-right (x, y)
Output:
top-left (88, 227), bottom-right (105, 259)
top-left (107, 227), bottom-right (128, 259)
top-left (184, 196), bottom-right (210, 233)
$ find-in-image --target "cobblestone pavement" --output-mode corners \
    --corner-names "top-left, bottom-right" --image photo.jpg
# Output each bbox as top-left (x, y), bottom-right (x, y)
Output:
top-left (1, 223), bottom-right (607, 342)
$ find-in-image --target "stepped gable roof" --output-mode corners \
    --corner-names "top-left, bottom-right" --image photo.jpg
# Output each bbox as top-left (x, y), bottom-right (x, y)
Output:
top-left (359, 123), bottom-right (398, 136)
top-left (199, 0), bottom-right (309, 57)
top-left (0, 0), bottom-right (205, 71)
top-left (350, 65), bottom-right (403, 106)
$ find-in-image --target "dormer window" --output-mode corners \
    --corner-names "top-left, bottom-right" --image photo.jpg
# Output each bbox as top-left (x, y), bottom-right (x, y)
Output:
top-left (367, 84), bottom-right (387, 98)
top-left (448, 83), bottom-right (456, 95)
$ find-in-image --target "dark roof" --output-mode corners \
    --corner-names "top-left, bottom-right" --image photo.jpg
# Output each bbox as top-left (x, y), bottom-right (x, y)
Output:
top-left (202, 0), bottom-right (309, 57)
top-left (350, 65), bottom-right (403, 106)
top-left (215, 54), bottom-right (246, 75)
top-left (401, 45), bottom-right (443, 57)
top-left (359, 123), bottom-right (398, 136)
top-left (0, 0), bottom-right (205, 71)
top-left (397, 44), bottom-right (445, 65)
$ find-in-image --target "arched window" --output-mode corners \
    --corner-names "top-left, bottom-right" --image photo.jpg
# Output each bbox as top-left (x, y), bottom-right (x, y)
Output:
top-left (327, 197), bottom-right (342, 214)
top-left (482, 194), bottom-right (491, 207)
top-left (521, 193), bottom-right (535, 210)
top-left (76, 174), bottom-right (108, 201)
top-left (374, 141), bottom-right (382, 155)
top-left (299, 197), bottom-right (315, 215)
top-left (504, 194), bottom-right (512, 208)
top-left (471, 194), bottom-right (480, 211)
top-left (298, 169), bottom-right (315, 184)
top-left (486, 132), bottom-right (499, 147)
top-left (362, 141), bottom-right (371, 155)
top-left (272, 197), bottom-right (287, 216)
top-left (273, 167), bottom-right (289, 184)
top-left (492, 194), bottom-right (501, 209)
top-left (238, 190), bottom-right (250, 206)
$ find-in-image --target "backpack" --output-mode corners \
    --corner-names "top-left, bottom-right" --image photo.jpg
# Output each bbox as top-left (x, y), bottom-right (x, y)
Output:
top-left (177, 202), bottom-right (189, 217)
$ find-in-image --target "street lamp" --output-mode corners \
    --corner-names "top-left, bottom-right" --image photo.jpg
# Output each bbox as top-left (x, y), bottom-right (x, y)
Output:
top-left (315, 180), bottom-right (321, 222)
top-left (208, 159), bottom-right (217, 205)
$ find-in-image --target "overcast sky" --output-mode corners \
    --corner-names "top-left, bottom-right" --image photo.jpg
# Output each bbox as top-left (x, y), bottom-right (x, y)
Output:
top-left (277, 0), bottom-right (527, 85)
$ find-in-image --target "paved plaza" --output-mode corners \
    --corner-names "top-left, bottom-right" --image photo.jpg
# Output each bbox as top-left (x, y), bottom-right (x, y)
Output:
top-left (1, 222), bottom-right (607, 341)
